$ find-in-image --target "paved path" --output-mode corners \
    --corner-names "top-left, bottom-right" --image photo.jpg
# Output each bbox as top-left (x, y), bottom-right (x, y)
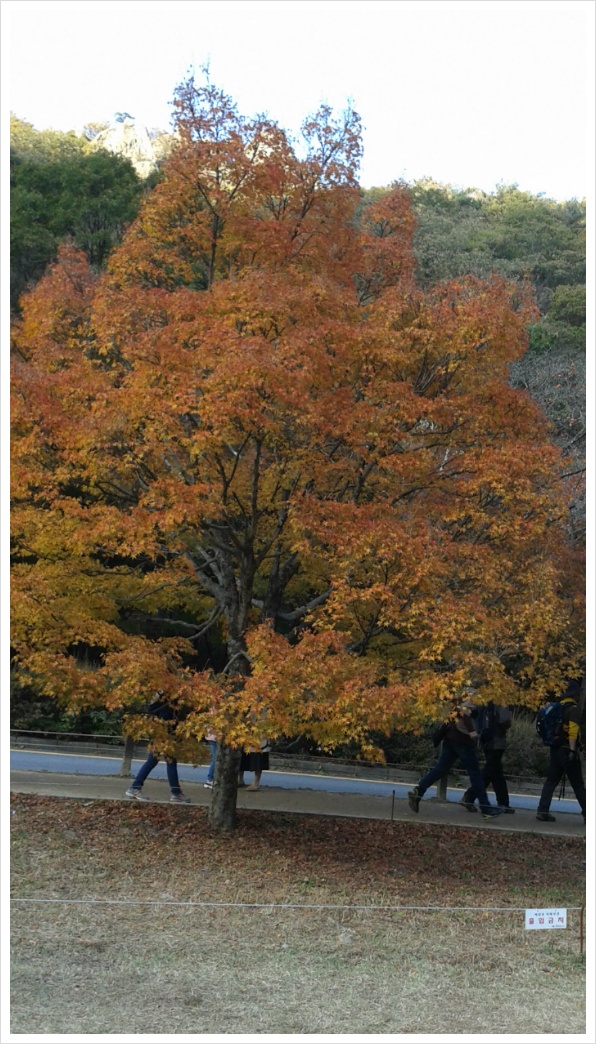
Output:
top-left (10, 749), bottom-right (585, 838)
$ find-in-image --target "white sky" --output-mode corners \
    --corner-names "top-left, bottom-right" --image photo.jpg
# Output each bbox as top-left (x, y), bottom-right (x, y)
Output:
top-left (4, 0), bottom-right (594, 200)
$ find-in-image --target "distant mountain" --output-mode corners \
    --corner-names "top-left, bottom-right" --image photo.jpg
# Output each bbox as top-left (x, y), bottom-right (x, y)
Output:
top-left (89, 117), bottom-right (171, 178)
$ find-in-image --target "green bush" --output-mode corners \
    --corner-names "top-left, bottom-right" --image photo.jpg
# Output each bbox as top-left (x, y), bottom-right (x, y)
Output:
top-left (10, 669), bottom-right (124, 735)
top-left (527, 317), bottom-right (585, 355)
top-left (500, 711), bottom-right (550, 778)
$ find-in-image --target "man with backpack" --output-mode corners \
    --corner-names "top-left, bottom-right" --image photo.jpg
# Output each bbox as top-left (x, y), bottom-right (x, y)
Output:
top-left (125, 691), bottom-right (191, 804)
top-left (460, 701), bottom-right (514, 814)
top-left (536, 680), bottom-right (585, 823)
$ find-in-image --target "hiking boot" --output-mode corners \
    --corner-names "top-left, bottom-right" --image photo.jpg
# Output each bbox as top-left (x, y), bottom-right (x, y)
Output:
top-left (170, 793), bottom-right (191, 804)
top-left (408, 788), bottom-right (420, 813)
top-left (536, 812), bottom-right (556, 822)
top-left (481, 806), bottom-right (504, 819)
top-left (125, 788), bottom-right (149, 802)
top-left (459, 797), bottom-right (477, 813)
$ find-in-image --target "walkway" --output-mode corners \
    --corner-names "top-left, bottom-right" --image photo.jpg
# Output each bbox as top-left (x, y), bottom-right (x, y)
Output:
top-left (10, 748), bottom-right (585, 838)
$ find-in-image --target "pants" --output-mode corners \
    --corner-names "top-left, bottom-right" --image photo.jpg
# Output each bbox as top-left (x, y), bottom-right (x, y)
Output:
top-left (131, 751), bottom-right (182, 795)
top-left (417, 740), bottom-right (496, 812)
top-left (206, 740), bottom-right (217, 783)
top-left (538, 747), bottom-right (585, 816)
top-left (463, 748), bottom-right (510, 807)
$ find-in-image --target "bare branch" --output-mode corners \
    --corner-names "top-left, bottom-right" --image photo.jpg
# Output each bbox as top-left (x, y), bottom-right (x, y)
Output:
top-left (223, 650), bottom-right (253, 674)
top-left (116, 577), bottom-right (193, 606)
top-left (277, 588), bottom-right (332, 623)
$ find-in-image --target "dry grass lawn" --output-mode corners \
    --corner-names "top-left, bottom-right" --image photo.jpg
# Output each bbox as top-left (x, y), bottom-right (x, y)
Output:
top-left (10, 794), bottom-right (585, 1035)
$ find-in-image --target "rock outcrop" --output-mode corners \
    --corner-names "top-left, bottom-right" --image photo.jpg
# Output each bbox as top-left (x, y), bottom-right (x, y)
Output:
top-left (90, 118), bottom-right (171, 178)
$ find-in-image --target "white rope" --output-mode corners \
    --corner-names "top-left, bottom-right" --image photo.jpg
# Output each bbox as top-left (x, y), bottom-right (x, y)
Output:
top-left (10, 897), bottom-right (583, 912)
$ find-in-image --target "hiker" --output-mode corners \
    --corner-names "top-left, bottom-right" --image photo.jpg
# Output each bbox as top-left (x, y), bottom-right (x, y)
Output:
top-left (536, 680), bottom-right (585, 823)
top-left (408, 700), bottom-right (504, 819)
top-left (125, 691), bottom-right (191, 804)
top-left (460, 701), bottom-right (514, 814)
top-left (204, 729), bottom-right (217, 789)
top-left (238, 738), bottom-right (271, 792)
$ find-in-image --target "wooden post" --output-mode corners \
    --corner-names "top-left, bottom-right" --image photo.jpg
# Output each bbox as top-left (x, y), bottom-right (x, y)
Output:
top-left (436, 741), bottom-right (448, 801)
top-left (119, 734), bottom-right (135, 776)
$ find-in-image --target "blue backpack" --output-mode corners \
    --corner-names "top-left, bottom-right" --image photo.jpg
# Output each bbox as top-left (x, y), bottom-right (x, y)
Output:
top-left (536, 701), bottom-right (564, 747)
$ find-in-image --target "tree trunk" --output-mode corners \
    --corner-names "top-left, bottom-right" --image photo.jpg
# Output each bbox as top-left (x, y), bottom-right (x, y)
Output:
top-left (119, 734), bottom-right (136, 776)
top-left (209, 742), bottom-right (242, 832)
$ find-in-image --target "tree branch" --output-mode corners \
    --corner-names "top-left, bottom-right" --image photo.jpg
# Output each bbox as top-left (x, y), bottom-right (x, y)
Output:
top-left (223, 650), bottom-right (253, 674)
top-left (277, 588), bottom-right (332, 623)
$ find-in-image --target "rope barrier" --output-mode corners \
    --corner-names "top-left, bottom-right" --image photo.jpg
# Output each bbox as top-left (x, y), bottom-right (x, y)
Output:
top-left (10, 897), bottom-right (584, 912)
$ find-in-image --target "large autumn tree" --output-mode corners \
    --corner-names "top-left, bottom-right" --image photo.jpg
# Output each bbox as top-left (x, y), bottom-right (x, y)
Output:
top-left (11, 77), bottom-right (584, 829)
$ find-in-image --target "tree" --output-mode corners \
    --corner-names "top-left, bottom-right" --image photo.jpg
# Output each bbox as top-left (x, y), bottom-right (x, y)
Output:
top-left (10, 118), bottom-right (144, 310)
top-left (11, 78), bottom-right (584, 831)
top-left (510, 345), bottom-right (586, 545)
top-left (548, 285), bottom-right (586, 328)
top-left (10, 113), bottom-right (84, 163)
top-left (397, 180), bottom-right (587, 543)
top-left (402, 179), bottom-right (586, 305)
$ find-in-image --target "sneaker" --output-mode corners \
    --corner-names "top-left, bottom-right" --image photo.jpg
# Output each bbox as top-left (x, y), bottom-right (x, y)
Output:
top-left (502, 807), bottom-right (515, 814)
top-left (408, 788), bottom-right (420, 813)
top-left (481, 806), bottom-right (504, 819)
top-left (536, 812), bottom-right (556, 822)
top-left (204, 781), bottom-right (213, 789)
top-left (125, 788), bottom-right (149, 802)
top-left (459, 798), bottom-right (477, 813)
top-left (170, 793), bottom-right (191, 804)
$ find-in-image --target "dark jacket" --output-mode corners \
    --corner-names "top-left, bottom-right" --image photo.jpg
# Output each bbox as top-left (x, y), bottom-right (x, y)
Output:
top-left (145, 693), bottom-right (177, 731)
top-left (444, 712), bottom-right (476, 748)
top-left (476, 702), bottom-right (512, 751)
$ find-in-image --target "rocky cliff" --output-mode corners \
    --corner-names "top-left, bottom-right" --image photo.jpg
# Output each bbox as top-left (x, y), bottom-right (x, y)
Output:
top-left (90, 118), bottom-right (171, 178)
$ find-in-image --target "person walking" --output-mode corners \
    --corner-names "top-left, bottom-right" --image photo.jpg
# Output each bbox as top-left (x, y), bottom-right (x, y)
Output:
top-left (408, 701), bottom-right (504, 819)
top-left (238, 739), bottom-right (270, 792)
top-left (125, 691), bottom-right (191, 804)
top-left (536, 680), bottom-right (585, 823)
top-left (204, 730), bottom-right (217, 790)
top-left (460, 701), bottom-right (514, 814)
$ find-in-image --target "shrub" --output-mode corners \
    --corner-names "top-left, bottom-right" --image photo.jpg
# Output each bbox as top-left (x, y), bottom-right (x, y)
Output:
top-left (502, 710), bottom-right (550, 778)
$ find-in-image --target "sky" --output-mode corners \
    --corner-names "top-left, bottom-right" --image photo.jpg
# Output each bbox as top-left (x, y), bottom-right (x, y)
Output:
top-left (4, 0), bottom-right (594, 201)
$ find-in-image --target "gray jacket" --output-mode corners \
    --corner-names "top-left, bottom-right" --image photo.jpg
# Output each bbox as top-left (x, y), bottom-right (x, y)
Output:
top-left (476, 703), bottom-right (512, 751)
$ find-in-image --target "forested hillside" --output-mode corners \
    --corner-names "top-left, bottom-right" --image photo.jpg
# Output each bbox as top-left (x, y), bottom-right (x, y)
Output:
top-left (404, 181), bottom-right (586, 542)
top-left (10, 115), bottom-right (145, 310)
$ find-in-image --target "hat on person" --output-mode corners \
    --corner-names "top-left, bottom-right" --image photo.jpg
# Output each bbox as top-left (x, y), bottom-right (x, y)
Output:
top-left (563, 679), bottom-right (582, 698)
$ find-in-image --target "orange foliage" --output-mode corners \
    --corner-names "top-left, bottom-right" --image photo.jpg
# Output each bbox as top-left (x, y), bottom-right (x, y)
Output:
top-left (11, 77), bottom-right (584, 761)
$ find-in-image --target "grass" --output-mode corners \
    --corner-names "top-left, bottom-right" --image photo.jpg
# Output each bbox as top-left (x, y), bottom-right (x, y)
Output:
top-left (10, 794), bottom-right (586, 1035)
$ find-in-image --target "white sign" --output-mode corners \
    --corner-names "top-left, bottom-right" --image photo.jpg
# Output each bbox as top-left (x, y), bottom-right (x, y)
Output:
top-left (525, 908), bottom-right (567, 930)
